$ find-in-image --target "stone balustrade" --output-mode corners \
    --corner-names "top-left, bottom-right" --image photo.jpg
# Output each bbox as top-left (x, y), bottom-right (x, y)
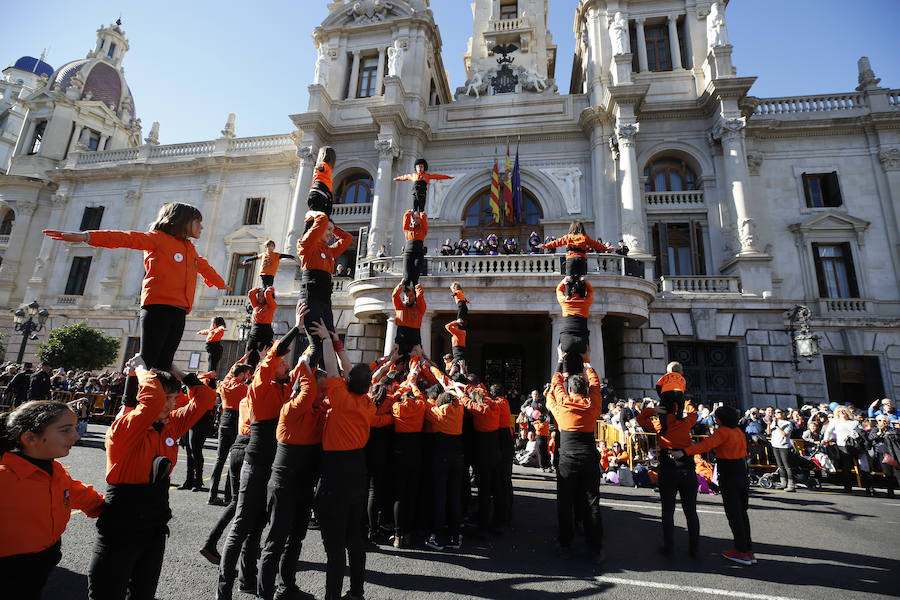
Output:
top-left (149, 141), bottom-right (216, 158)
top-left (753, 93), bottom-right (867, 116)
top-left (0, 234), bottom-right (9, 247)
top-left (644, 190), bottom-right (704, 210)
top-left (658, 276), bottom-right (741, 294)
top-left (889, 90), bottom-right (899, 108)
top-left (331, 202), bottom-right (373, 219)
top-left (217, 295), bottom-right (248, 309)
top-left (74, 148), bottom-right (140, 164)
top-left (56, 294), bottom-right (81, 306)
top-left (356, 253), bottom-right (634, 279)
top-left (818, 298), bottom-right (870, 314)
top-left (491, 16), bottom-right (527, 31)
top-left (227, 135), bottom-right (295, 153)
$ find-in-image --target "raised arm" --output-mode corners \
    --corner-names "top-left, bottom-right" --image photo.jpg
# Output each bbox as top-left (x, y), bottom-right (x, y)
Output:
top-left (394, 173), bottom-right (416, 182)
top-left (197, 256), bottom-right (227, 289)
top-left (45, 229), bottom-right (157, 252)
top-left (330, 225), bottom-right (353, 257)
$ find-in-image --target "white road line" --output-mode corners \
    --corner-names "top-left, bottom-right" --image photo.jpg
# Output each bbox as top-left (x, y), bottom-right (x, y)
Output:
top-left (883, 502), bottom-right (900, 507)
top-left (597, 500), bottom-right (724, 515)
top-left (595, 576), bottom-right (806, 600)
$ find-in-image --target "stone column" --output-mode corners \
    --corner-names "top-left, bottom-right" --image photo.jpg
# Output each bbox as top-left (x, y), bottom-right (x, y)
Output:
top-left (588, 315), bottom-right (606, 379)
top-left (616, 122), bottom-right (648, 256)
top-left (347, 51), bottom-right (361, 99)
top-left (420, 311), bottom-right (433, 357)
top-left (667, 15), bottom-right (683, 70)
top-left (714, 118), bottom-right (759, 255)
top-left (67, 125), bottom-right (84, 156)
top-left (369, 137), bottom-right (399, 257)
top-left (99, 134), bottom-right (110, 151)
top-left (284, 145), bottom-right (316, 255)
top-left (383, 315), bottom-right (397, 355)
top-left (0, 198), bottom-right (37, 306)
top-left (25, 191), bottom-right (70, 301)
top-left (374, 46), bottom-right (386, 96)
top-left (634, 18), bottom-right (649, 72)
top-left (549, 313), bottom-right (562, 376)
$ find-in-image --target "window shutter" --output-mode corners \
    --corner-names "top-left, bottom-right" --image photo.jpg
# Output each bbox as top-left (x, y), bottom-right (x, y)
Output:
top-left (811, 243), bottom-right (828, 297)
top-left (801, 173), bottom-right (813, 208)
top-left (826, 172), bottom-right (842, 207)
top-left (841, 242), bottom-right (860, 297)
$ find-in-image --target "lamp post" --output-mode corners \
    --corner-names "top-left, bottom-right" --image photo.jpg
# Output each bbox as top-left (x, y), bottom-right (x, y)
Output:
top-left (12, 300), bottom-right (50, 364)
top-left (236, 314), bottom-right (252, 344)
top-left (786, 305), bottom-right (819, 371)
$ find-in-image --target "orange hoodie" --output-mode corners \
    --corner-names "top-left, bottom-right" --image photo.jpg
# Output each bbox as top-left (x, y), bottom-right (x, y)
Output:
top-left (277, 362), bottom-right (325, 445)
top-left (424, 399), bottom-right (464, 435)
top-left (393, 283), bottom-right (426, 328)
top-left (684, 426), bottom-right (747, 459)
top-left (636, 401), bottom-right (698, 450)
top-left (199, 326), bottom-right (225, 343)
top-left (403, 210), bottom-right (428, 242)
top-left (246, 347), bottom-right (292, 422)
top-left (218, 373), bottom-right (248, 411)
top-left (543, 233), bottom-right (612, 259)
top-left (312, 161), bottom-right (333, 191)
top-left (556, 281), bottom-right (594, 318)
top-left (322, 378), bottom-right (391, 451)
top-left (298, 214), bottom-right (353, 274)
top-left (546, 368), bottom-right (604, 433)
top-left (87, 229), bottom-right (226, 313)
top-left (445, 321), bottom-right (467, 348)
top-left (656, 372), bottom-right (687, 394)
top-left (249, 286), bottom-right (277, 325)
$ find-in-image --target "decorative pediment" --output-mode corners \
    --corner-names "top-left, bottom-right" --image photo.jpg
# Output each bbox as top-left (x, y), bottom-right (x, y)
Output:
top-left (223, 226), bottom-right (267, 247)
top-left (321, 0), bottom-right (413, 27)
top-left (788, 210), bottom-right (870, 234)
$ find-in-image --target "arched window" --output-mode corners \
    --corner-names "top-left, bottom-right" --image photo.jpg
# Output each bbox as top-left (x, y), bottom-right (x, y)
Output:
top-left (643, 157), bottom-right (698, 192)
top-left (334, 171), bottom-right (374, 204)
top-left (461, 187), bottom-right (543, 242)
top-left (0, 210), bottom-right (14, 235)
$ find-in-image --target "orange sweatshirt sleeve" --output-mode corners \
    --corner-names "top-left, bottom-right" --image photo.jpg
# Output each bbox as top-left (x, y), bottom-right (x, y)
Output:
top-left (197, 256), bottom-right (226, 289)
top-left (543, 235), bottom-right (567, 249)
top-left (249, 287), bottom-right (261, 308)
top-left (636, 406), bottom-right (661, 433)
top-left (299, 213), bottom-right (329, 255)
top-left (392, 283), bottom-right (404, 311)
top-left (87, 230), bottom-right (159, 252)
top-left (555, 282), bottom-right (567, 308)
top-left (423, 173), bottom-right (453, 182)
top-left (166, 380), bottom-right (217, 440)
top-left (394, 173), bottom-right (416, 181)
top-left (66, 469), bottom-right (105, 518)
top-left (329, 225), bottom-right (353, 258)
top-left (110, 370), bottom-right (167, 448)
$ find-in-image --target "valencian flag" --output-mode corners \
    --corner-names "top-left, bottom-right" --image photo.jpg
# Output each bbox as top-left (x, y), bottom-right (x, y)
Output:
top-left (489, 148), bottom-right (501, 223)
top-left (511, 142), bottom-right (523, 223)
top-left (503, 141), bottom-right (514, 219)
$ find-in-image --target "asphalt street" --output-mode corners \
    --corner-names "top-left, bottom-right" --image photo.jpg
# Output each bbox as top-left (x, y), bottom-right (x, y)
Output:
top-left (42, 426), bottom-right (900, 600)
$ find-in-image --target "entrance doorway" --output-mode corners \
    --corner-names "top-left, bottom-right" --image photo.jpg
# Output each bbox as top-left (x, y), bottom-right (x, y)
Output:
top-left (823, 356), bottom-right (884, 409)
top-left (668, 341), bottom-right (741, 408)
top-left (431, 313), bottom-right (551, 400)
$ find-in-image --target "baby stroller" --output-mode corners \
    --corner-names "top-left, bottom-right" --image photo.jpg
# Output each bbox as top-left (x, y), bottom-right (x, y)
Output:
top-left (758, 444), bottom-right (823, 490)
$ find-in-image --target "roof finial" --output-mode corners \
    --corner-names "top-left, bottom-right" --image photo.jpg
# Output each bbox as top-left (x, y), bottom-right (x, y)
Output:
top-left (39, 48), bottom-right (47, 62)
top-left (116, 15), bottom-right (122, 27)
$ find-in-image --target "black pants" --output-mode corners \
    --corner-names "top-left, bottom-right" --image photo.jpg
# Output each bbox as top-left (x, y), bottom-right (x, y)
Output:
top-left (413, 191), bottom-right (427, 213)
top-left (456, 300), bottom-right (468, 320)
top-left (403, 239), bottom-right (425, 285)
top-left (260, 274), bottom-right (275, 288)
top-left (563, 256), bottom-right (587, 295)
top-left (246, 323), bottom-right (275, 369)
top-left (185, 411), bottom-right (213, 487)
top-left (218, 455), bottom-right (273, 598)
top-left (837, 445), bottom-right (870, 491)
top-left (771, 446), bottom-right (794, 487)
top-left (395, 325), bottom-right (422, 357)
top-left (473, 430), bottom-right (502, 530)
top-left (366, 426), bottom-right (391, 537)
top-left (307, 183), bottom-right (333, 216)
top-left (717, 459), bottom-right (752, 553)
top-left (556, 445), bottom-right (604, 552)
top-left (658, 456), bottom-right (699, 552)
top-left (140, 304), bottom-right (186, 370)
top-left (0, 540), bottom-right (61, 600)
top-left (537, 435), bottom-right (551, 469)
top-left (316, 449), bottom-right (367, 600)
top-left (392, 432), bottom-right (422, 537)
top-left (258, 443), bottom-right (322, 600)
top-left (209, 410), bottom-right (239, 502)
top-left (88, 529), bottom-right (167, 600)
top-left (207, 341), bottom-right (224, 374)
top-left (498, 428), bottom-right (514, 526)
top-left (432, 434), bottom-right (464, 541)
top-left (300, 270), bottom-right (334, 370)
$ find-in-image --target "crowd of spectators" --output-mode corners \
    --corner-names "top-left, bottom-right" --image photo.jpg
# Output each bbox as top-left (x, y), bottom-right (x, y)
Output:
top-left (438, 233), bottom-right (630, 257)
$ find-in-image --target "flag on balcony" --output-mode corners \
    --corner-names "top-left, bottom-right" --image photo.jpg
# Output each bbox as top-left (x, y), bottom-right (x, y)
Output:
top-left (511, 142), bottom-right (523, 223)
top-left (489, 148), bottom-right (501, 223)
top-left (502, 141), bottom-right (514, 218)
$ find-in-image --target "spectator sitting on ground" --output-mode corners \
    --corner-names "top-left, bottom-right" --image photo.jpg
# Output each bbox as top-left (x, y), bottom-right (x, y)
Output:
top-left (608, 441), bottom-right (628, 470)
top-left (516, 431), bottom-right (540, 466)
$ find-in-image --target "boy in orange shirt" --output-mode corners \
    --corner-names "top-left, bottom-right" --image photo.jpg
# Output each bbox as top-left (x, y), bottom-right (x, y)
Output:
top-left (306, 146), bottom-right (336, 223)
top-left (246, 286), bottom-right (277, 368)
top-left (394, 158), bottom-right (454, 213)
top-left (242, 239), bottom-right (297, 288)
top-left (449, 282), bottom-right (469, 320)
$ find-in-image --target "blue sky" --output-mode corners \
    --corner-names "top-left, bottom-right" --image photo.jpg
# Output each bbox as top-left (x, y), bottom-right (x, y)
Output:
top-left (3, 1), bottom-right (898, 144)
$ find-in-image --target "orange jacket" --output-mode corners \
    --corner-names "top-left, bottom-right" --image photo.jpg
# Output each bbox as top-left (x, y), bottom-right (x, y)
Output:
top-left (636, 402), bottom-right (698, 450)
top-left (277, 362), bottom-right (325, 445)
top-left (238, 398), bottom-right (251, 436)
top-left (393, 283), bottom-right (426, 328)
top-left (547, 368), bottom-right (604, 432)
top-left (256, 249), bottom-right (294, 277)
top-left (424, 399), bottom-right (464, 435)
top-left (534, 421), bottom-right (550, 437)
top-left (451, 288), bottom-right (469, 304)
top-left (403, 210), bottom-right (428, 242)
top-left (199, 326), bottom-right (225, 343)
top-left (88, 229), bottom-right (226, 313)
top-left (249, 286), bottom-right (277, 325)
top-left (445, 321), bottom-right (466, 348)
top-left (313, 161), bottom-right (333, 191)
top-left (556, 281), bottom-right (594, 318)
top-left (247, 347), bottom-right (292, 422)
top-left (543, 233), bottom-right (612, 259)
top-left (393, 393), bottom-right (426, 433)
top-left (218, 373), bottom-right (248, 411)
top-left (394, 172), bottom-right (453, 184)
top-left (598, 448), bottom-right (614, 470)
top-left (106, 371), bottom-right (216, 484)
top-left (493, 395), bottom-right (514, 434)
top-left (685, 426), bottom-right (747, 459)
top-left (298, 214), bottom-right (353, 274)
top-left (460, 395), bottom-right (499, 432)
top-left (0, 451), bottom-right (105, 557)
top-left (656, 372), bottom-right (687, 394)
top-left (322, 378), bottom-right (391, 451)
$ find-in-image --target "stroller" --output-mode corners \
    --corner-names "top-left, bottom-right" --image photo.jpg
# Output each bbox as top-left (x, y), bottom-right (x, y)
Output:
top-left (758, 443), bottom-right (823, 490)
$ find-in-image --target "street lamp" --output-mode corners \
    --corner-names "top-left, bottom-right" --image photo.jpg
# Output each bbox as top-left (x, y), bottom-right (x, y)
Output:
top-left (12, 300), bottom-right (50, 364)
top-left (236, 314), bottom-right (252, 343)
top-left (786, 305), bottom-right (819, 371)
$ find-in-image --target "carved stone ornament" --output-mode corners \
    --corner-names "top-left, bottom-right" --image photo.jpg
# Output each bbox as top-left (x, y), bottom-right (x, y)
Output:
top-left (202, 183), bottom-right (220, 198)
top-left (145, 121), bottom-right (160, 146)
top-left (124, 189), bottom-right (142, 204)
top-left (616, 123), bottom-right (638, 146)
top-left (221, 113), bottom-right (236, 139)
top-left (856, 56), bottom-right (881, 91)
top-left (738, 218), bottom-right (758, 251)
top-left (746, 152), bottom-right (764, 176)
top-left (520, 66), bottom-right (552, 93)
top-left (609, 12), bottom-right (630, 56)
top-left (17, 199), bottom-right (37, 215)
top-left (314, 46), bottom-right (330, 86)
top-left (878, 147), bottom-right (900, 172)
top-left (387, 39), bottom-right (407, 78)
top-left (608, 136), bottom-right (620, 160)
top-left (297, 145), bottom-right (315, 162)
top-left (712, 118), bottom-right (744, 142)
top-left (374, 138), bottom-right (399, 160)
top-left (543, 168), bottom-right (583, 214)
top-left (50, 192), bottom-right (70, 206)
top-left (350, 0), bottom-right (392, 24)
top-left (707, 1), bottom-right (729, 49)
top-left (428, 175), bottom-right (459, 217)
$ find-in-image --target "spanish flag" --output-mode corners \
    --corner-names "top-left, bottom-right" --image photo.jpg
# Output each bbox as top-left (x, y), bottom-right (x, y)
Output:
top-left (489, 149), bottom-right (501, 223)
top-left (503, 141), bottom-right (514, 218)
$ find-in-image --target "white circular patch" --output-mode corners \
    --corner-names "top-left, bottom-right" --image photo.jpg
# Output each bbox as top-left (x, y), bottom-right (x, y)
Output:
top-left (173, 252), bottom-right (184, 263)
top-left (165, 437), bottom-right (175, 447)
top-left (320, 252), bottom-right (326, 259)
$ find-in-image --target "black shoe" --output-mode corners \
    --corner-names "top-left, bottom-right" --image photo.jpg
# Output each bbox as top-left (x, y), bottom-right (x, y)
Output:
top-left (208, 497), bottom-right (226, 506)
top-left (192, 484), bottom-right (205, 492)
top-left (177, 480), bottom-right (194, 490)
top-left (199, 546), bottom-right (221, 565)
top-left (238, 581), bottom-right (256, 594)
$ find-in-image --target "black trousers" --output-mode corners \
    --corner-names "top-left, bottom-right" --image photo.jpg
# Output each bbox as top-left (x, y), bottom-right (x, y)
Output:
top-left (218, 455), bottom-right (273, 598)
top-left (498, 428), bottom-right (514, 526)
top-left (258, 443), bottom-right (322, 600)
top-left (207, 341), bottom-right (224, 374)
top-left (366, 426), bottom-right (391, 536)
top-left (658, 456), bottom-right (699, 552)
top-left (432, 435), bottom-right (464, 540)
top-left (456, 300), bottom-right (468, 320)
top-left (412, 192), bottom-right (427, 213)
top-left (88, 528), bottom-right (167, 600)
top-left (260, 274), bottom-right (275, 288)
top-left (316, 449), bottom-right (367, 600)
top-left (403, 239), bottom-right (425, 285)
top-left (717, 459), bottom-right (752, 553)
top-left (837, 445), bottom-right (870, 490)
top-left (300, 270), bottom-right (334, 370)
top-left (563, 256), bottom-right (587, 279)
top-left (473, 430), bottom-right (502, 530)
top-left (556, 449), bottom-right (604, 552)
top-left (307, 183), bottom-right (333, 216)
top-left (771, 446), bottom-right (794, 486)
top-left (246, 323), bottom-right (275, 369)
top-left (392, 432), bottom-right (422, 537)
top-left (139, 304), bottom-right (186, 370)
top-left (209, 409), bottom-right (239, 502)
top-left (185, 411), bottom-right (213, 486)
top-left (0, 539), bottom-right (61, 600)
top-left (537, 436), bottom-right (551, 469)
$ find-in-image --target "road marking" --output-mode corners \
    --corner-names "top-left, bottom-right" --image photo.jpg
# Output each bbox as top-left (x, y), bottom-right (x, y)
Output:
top-left (595, 576), bottom-right (806, 600)
top-left (597, 500), bottom-right (723, 515)
top-left (883, 502), bottom-right (900, 507)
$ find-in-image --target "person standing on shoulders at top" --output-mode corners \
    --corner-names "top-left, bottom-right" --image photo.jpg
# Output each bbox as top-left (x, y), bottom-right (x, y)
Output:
top-left (198, 316), bottom-right (227, 376)
top-left (243, 239), bottom-right (297, 288)
top-left (44, 202), bottom-right (229, 370)
top-left (540, 221), bottom-right (612, 297)
top-left (304, 147), bottom-right (336, 232)
top-left (402, 208), bottom-right (428, 286)
top-left (394, 158), bottom-right (454, 213)
top-left (246, 286), bottom-right (277, 369)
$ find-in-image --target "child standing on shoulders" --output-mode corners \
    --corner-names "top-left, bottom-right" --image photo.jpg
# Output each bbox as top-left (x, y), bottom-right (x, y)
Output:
top-left (0, 401), bottom-right (105, 600)
top-left (198, 316), bottom-right (227, 376)
top-left (402, 209), bottom-right (428, 286)
top-left (394, 159), bottom-right (454, 213)
top-left (450, 282), bottom-right (469, 320)
top-left (540, 221), bottom-right (613, 297)
top-left (304, 146), bottom-right (336, 234)
top-left (246, 286), bottom-right (277, 369)
top-left (242, 240), bottom-right (297, 288)
top-left (44, 202), bottom-right (229, 370)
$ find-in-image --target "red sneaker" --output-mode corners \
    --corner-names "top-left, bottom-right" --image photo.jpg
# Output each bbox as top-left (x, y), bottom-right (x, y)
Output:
top-left (746, 552), bottom-right (758, 564)
top-left (722, 549), bottom-right (752, 565)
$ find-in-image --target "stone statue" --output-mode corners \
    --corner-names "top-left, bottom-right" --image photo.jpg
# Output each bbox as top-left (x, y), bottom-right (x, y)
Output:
top-left (707, 1), bottom-right (729, 48)
top-left (546, 168), bottom-right (583, 214)
top-left (221, 113), bottom-right (235, 139)
top-left (351, 0), bottom-right (391, 23)
top-left (856, 56), bottom-right (881, 91)
top-left (521, 66), bottom-right (549, 92)
top-left (387, 39), bottom-right (406, 77)
top-left (461, 70), bottom-right (488, 99)
top-left (609, 12), bottom-right (630, 56)
top-left (738, 218), bottom-right (758, 251)
top-left (314, 46), bottom-right (330, 86)
top-left (145, 121), bottom-right (160, 145)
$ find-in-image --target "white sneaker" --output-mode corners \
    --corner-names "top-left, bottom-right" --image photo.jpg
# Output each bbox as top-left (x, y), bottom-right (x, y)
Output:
top-left (425, 534), bottom-right (444, 551)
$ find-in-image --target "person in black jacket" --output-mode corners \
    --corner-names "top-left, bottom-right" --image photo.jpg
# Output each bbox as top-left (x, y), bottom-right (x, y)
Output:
top-left (29, 363), bottom-right (53, 401)
top-left (6, 363), bottom-right (33, 407)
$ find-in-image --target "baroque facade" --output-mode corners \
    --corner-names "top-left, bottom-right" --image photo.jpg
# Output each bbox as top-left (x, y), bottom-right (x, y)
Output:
top-left (0, 0), bottom-right (898, 409)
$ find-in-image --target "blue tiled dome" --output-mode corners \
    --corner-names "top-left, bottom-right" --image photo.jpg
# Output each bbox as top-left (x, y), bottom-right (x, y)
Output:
top-left (12, 56), bottom-right (54, 78)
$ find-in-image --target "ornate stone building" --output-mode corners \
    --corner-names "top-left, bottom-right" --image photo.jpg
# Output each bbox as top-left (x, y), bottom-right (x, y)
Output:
top-left (1, 0), bottom-right (898, 409)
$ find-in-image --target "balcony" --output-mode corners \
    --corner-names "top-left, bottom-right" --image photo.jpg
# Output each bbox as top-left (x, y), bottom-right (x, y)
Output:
top-left (658, 276), bottom-right (741, 295)
top-left (817, 298), bottom-right (871, 315)
top-left (331, 202), bottom-right (372, 223)
top-left (483, 15), bottom-right (535, 51)
top-left (644, 190), bottom-right (705, 212)
top-left (55, 294), bottom-right (82, 307)
top-left (217, 295), bottom-right (248, 310)
top-left (0, 234), bottom-right (9, 247)
top-left (752, 92), bottom-right (869, 120)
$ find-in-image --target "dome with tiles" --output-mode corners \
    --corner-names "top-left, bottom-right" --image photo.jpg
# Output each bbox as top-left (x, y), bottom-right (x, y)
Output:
top-left (11, 56), bottom-right (55, 77)
top-left (49, 58), bottom-right (136, 120)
